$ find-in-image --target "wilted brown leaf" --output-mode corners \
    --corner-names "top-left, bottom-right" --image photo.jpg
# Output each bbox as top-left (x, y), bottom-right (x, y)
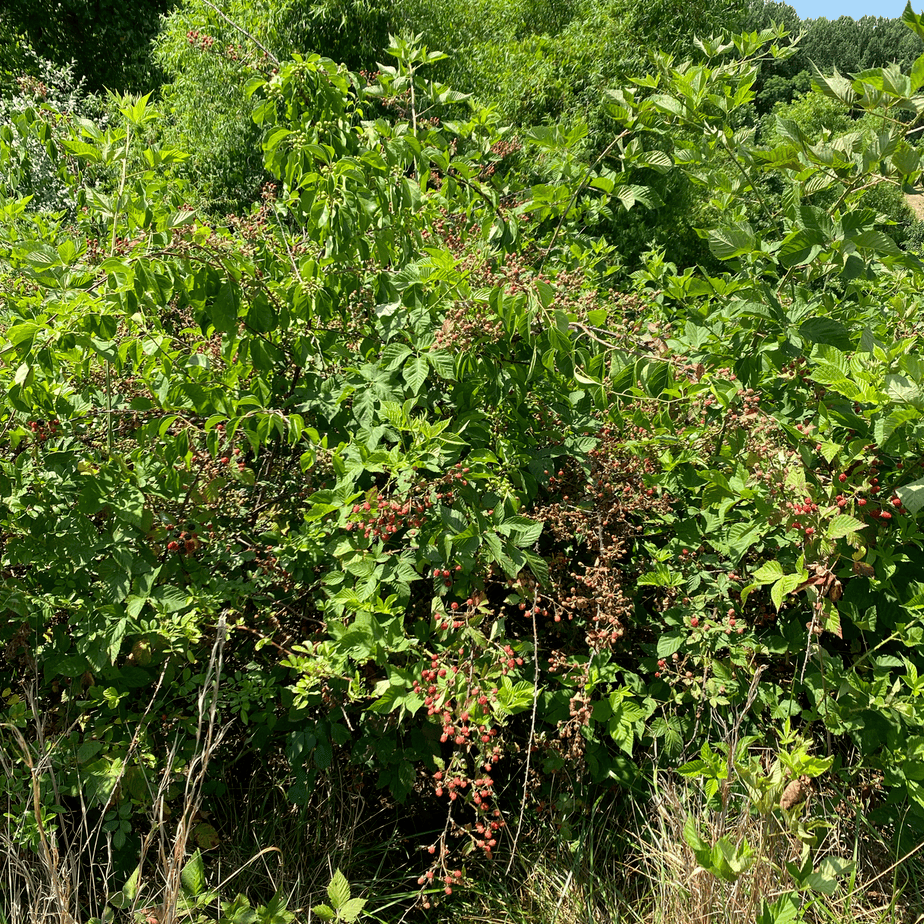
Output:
top-left (780, 776), bottom-right (811, 811)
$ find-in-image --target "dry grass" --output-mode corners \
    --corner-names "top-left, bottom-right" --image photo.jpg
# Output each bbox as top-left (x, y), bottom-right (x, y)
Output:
top-left (442, 773), bottom-right (924, 924)
top-left (5, 635), bottom-right (924, 924)
top-left (0, 618), bottom-right (231, 924)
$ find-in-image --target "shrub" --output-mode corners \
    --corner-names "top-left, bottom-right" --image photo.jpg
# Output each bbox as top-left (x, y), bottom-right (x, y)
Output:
top-left (3, 18), bottom-right (924, 923)
top-left (1, 0), bottom-right (174, 93)
top-left (153, 0), bottom-right (391, 213)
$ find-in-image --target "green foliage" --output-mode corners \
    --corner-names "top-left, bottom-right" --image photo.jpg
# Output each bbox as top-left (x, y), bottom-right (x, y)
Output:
top-left (397, 0), bottom-right (749, 127)
top-left (0, 13), bottom-right (34, 95)
top-left (764, 87), bottom-right (915, 246)
top-left (5, 7), bottom-right (924, 919)
top-left (154, 0), bottom-right (392, 212)
top-left (1, 0), bottom-right (174, 93)
top-left (312, 870), bottom-right (366, 922)
top-left (0, 56), bottom-right (109, 213)
top-left (746, 1), bottom-right (924, 113)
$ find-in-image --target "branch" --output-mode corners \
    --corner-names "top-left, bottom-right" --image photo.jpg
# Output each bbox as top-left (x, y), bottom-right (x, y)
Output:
top-left (199, 0), bottom-right (280, 66)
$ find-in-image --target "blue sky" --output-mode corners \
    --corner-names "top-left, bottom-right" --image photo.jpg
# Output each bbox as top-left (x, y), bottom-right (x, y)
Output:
top-left (787, 0), bottom-right (916, 19)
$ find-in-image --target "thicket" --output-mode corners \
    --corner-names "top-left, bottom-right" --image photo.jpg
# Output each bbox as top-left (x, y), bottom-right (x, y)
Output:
top-left (4, 2), bottom-right (924, 923)
top-left (1, 0), bottom-right (175, 94)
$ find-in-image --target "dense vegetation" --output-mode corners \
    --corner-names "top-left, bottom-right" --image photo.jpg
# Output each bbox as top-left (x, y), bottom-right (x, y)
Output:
top-left (4, 1), bottom-right (924, 923)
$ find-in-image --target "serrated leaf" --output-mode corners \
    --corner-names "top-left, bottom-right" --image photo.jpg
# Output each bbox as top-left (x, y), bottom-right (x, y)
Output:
top-left (853, 228), bottom-right (901, 255)
top-left (819, 441), bottom-right (842, 463)
top-left (800, 754), bottom-right (835, 777)
top-left (110, 864), bottom-right (141, 908)
top-left (180, 849), bottom-right (206, 897)
top-left (826, 514), bottom-right (866, 540)
top-left (484, 531), bottom-right (517, 576)
top-left (339, 897), bottom-right (367, 923)
top-left (651, 716), bottom-right (683, 756)
top-left (616, 184), bottom-right (661, 210)
top-left (522, 548), bottom-right (549, 586)
top-left (311, 904), bottom-right (336, 922)
top-left (725, 520), bottom-right (766, 563)
top-left (683, 816), bottom-right (710, 855)
top-left (771, 573), bottom-right (804, 611)
top-left (503, 515), bottom-right (544, 539)
top-left (328, 869), bottom-right (350, 910)
top-left (427, 349), bottom-right (455, 380)
top-left (708, 224), bottom-right (755, 260)
top-left (751, 560), bottom-right (785, 583)
top-left (380, 343), bottom-right (412, 370)
top-left (609, 706), bottom-right (636, 754)
top-left (211, 281), bottom-right (239, 333)
top-left (898, 476), bottom-right (924, 514)
top-left (656, 631), bottom-right (685, 658)
top-left (799, 317), bottom-right (852, 351)
top-left (877, 407), bottom-right (920, 445)
top-left (403, 356), bottom-right (428, 395)
top-left (638, 565), bottom-right (684, 588)
top-left (758, 895), bottom-right (799, 924)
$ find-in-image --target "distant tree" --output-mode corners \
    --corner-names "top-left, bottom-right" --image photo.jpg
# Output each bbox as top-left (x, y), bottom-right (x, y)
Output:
top-left (154, 0), bottom-right (392, 212)
top-left (396, 0), bottom-right (748, 126)
top-left (2, 0), bottom-right (175, 92)
top-left (803, 15), bottom-right (923, 74)
top-left (745, 2), bottom-right (924, 114)
top-left (0, 11), bottom-right (34, 94)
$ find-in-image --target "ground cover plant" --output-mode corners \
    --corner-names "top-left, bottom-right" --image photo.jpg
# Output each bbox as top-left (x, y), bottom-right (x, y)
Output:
top-left (4, 3), bottom-right (924, 922)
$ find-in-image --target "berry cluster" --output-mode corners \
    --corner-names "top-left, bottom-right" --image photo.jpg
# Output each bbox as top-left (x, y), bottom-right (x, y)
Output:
top-left (346, 495), bottom-right (430, 540)
top-left (28, 418), bottom-right (60, 442)
top-left (186, 29), bottom-right (216, 50)
top-left (786, 495), bottom-right (821, 537)
top-left (410, 643), bottom-right (513, 909)
top-left (434, 300), bottom-right (503, 350)
top-left (532, 428), bottom-right (671, 649)
top-left (16, 76), bottom-right (49, 100)
top-left (417, 864), bottom-right (465, 902)
top-left (432, 577), bottom-right (475, 630)
top-left (489, 138), bottom-right (521, 160)
top-left (165, 525), bottom-right (201, 556)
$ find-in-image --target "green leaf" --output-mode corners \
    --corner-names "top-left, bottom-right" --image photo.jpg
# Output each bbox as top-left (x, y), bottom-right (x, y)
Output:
top-left (427, 350), bottom-right (455, 379)
top-left (779, 230), bottom-right (822, 267)
top-left (771, 573), bottom-right (804, 611)
top-left (339, 897), bottom-right (367, 923)
top-left (381, 343), bottom-right (412, 370)
top-left (220, 894), bottom-right (258, 924)
top-left (638, 565), bottom-right (684, 588)
top-left (903, 1), bottom-right (924, 43)
top-left (819, 441), bottom-right (842, 464)
top-left (724, 520), bottom-right (766, 563)
top-left (328, 869), bottom-right (350, 911)
top-left (799, 317), bottom-right (852, 351)
top-left (757, 895), bottom-right (799, 924)
top-left (502, 515), bottom-right (543, 546)
top-left (708, 224), bottom-right (755, 260)
top-left (826, 515), bottom-right (866, 540)
top-left (496, 678), bottom-right (535, 714)
top-left (403, 356), bottom-right (428, 395)
top-left (751, 560), bottom-right (785, 584)
top-left (616, 184), bottom-right (661, 210)
top-left (4, 321), bottom-right (40, 346)
top-left (898, 476), bottom-right (924, 515)
top-left (806, 856), bottom-right (855, 894)
top-left (682, 816), bottom-right (711, 864)
top-left (211, 281), bottom-right (239, 333)
top-left (852, 228), bottom-right (901, 256)
top-left (656, 631), bottom-right (685, 658)
top-left (180, 849), bottom-right (206, 898)
top-left (311, 905), bottom-right (336, 922)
